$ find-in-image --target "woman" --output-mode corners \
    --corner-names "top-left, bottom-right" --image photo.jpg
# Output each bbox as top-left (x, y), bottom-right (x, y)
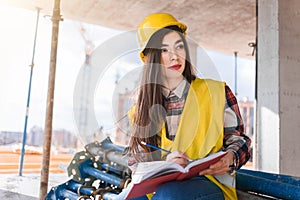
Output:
top-left (124, 13), bottom-right (251, 200)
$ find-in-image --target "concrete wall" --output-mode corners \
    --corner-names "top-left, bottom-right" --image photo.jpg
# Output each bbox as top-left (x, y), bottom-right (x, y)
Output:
top-left (257, 0), bottom-right (300, 176)
top-left (278, 0), bottom-right (300, 175)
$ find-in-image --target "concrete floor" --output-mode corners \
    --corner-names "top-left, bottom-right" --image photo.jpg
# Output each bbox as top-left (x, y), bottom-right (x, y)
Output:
top-left (0, 189), bottom-right (38, 200)
top-left (0, 173), bottom-right (69, 199)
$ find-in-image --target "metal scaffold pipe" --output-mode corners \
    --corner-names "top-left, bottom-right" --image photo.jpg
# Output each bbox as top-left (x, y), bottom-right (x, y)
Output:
top-left (19, 7), bottom-right (41, 177)
top-left (39, 0), bottom-right (62, 199)
top-left (234, 51), bottom-right (238, 96)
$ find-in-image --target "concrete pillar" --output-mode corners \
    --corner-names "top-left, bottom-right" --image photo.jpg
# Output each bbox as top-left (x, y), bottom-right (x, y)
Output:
top-left (257, 0), bottom-right (300, 176)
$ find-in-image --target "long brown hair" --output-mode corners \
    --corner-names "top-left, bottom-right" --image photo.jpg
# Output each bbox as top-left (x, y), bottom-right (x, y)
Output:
top-left (129, 26), bottom-right (196, 161)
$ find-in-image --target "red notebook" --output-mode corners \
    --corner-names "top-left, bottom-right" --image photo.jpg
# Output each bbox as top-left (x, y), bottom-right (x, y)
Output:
top-left (125, 151), bottom-right (227, 199)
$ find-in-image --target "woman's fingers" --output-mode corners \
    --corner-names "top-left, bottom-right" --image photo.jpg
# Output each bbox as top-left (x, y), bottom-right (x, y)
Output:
top-left (166, 150), bottom-right (189, 167)
top-left (199, 160), bottom-right (229, 175)
top-left (166, 150), bottom-right (186, 160)
top-left (170, 157), bottom-right (188, 167)
top-left (199, 152), bottom-right (234, 176)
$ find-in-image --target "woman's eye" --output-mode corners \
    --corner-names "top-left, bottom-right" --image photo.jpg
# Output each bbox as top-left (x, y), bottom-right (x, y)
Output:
top-left (161, 48), bottom-right (168, 53)
top-left (176, 44), bottom-right (184, 50)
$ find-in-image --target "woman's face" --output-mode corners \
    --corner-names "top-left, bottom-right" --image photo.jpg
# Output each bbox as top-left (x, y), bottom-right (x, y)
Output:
top-left (160, 31), bottom-right (186, 86)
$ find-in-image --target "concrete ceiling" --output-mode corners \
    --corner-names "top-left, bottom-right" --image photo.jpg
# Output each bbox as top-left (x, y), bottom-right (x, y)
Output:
top-left (1, 0), bottom-right (256, 59)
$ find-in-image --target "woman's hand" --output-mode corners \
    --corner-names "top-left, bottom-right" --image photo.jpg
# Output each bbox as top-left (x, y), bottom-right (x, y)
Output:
top-left (199, 151), bottom-right (235, 176)
top-left (166, 150), bottom-right (190, 167)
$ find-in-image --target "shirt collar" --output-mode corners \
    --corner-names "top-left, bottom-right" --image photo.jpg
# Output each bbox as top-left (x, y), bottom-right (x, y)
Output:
top-left (162, 79), bottom-right (187, 98)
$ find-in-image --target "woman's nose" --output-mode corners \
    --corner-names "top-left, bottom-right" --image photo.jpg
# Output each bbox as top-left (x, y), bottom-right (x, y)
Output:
top-left (169, 50), bottom-right (178, 60)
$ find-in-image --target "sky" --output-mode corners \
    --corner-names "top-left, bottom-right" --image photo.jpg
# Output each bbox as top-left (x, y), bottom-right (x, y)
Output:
top-left (0, 5), bottom-right (255, 138)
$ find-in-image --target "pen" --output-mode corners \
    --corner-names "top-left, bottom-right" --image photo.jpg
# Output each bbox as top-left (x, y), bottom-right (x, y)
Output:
top-left (141, 141), bottom-right (171, 153)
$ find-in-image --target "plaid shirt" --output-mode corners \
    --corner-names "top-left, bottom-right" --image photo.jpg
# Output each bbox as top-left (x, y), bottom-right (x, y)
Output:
top-left (162, 80), bottom-right (189, 141)
top-left (162, 80), bottom-right (251, 169)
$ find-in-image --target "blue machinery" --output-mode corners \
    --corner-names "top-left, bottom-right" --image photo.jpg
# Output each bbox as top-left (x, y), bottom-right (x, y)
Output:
top-left (46, 137), bottom-right (131, 199)
top-left (46, 137), bottom-right (300, 200)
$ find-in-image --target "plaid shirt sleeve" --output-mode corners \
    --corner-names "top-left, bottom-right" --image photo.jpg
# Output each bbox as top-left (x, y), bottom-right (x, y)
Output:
top-left (223, 85), bottom-right (251, 170)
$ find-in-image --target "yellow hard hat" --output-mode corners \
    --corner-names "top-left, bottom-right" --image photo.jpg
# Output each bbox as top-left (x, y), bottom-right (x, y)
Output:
top-left (137, 13), bottom-right (187, 62)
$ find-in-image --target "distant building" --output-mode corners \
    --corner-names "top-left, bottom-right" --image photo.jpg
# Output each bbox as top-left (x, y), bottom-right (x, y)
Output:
top-left (52, 129), bottom-right (78, 149)
top-left (0, 131), bottom-right (22, 145)
top-left (0, 126), bottom-right (78, 149)
top-left (238, 100), bottom-right (255, 138)
top-left (27, 126), bottom-right (44, 146)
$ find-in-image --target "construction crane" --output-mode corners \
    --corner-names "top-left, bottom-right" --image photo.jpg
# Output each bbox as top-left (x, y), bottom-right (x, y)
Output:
top-left (75, 24), bottom-right (95, 145)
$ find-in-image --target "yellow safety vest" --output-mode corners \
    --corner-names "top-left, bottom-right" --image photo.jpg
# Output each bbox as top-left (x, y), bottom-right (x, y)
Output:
top-left (159, 78), bottom-right (237, 200)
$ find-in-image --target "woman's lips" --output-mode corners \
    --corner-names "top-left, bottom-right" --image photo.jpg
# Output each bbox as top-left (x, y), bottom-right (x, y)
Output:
top-left (168, 64), bottom-right (181, 70)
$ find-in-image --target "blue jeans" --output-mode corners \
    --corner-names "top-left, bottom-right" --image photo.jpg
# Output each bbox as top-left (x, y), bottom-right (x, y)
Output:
top-left (126, 176), bottom-right (224, 200)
